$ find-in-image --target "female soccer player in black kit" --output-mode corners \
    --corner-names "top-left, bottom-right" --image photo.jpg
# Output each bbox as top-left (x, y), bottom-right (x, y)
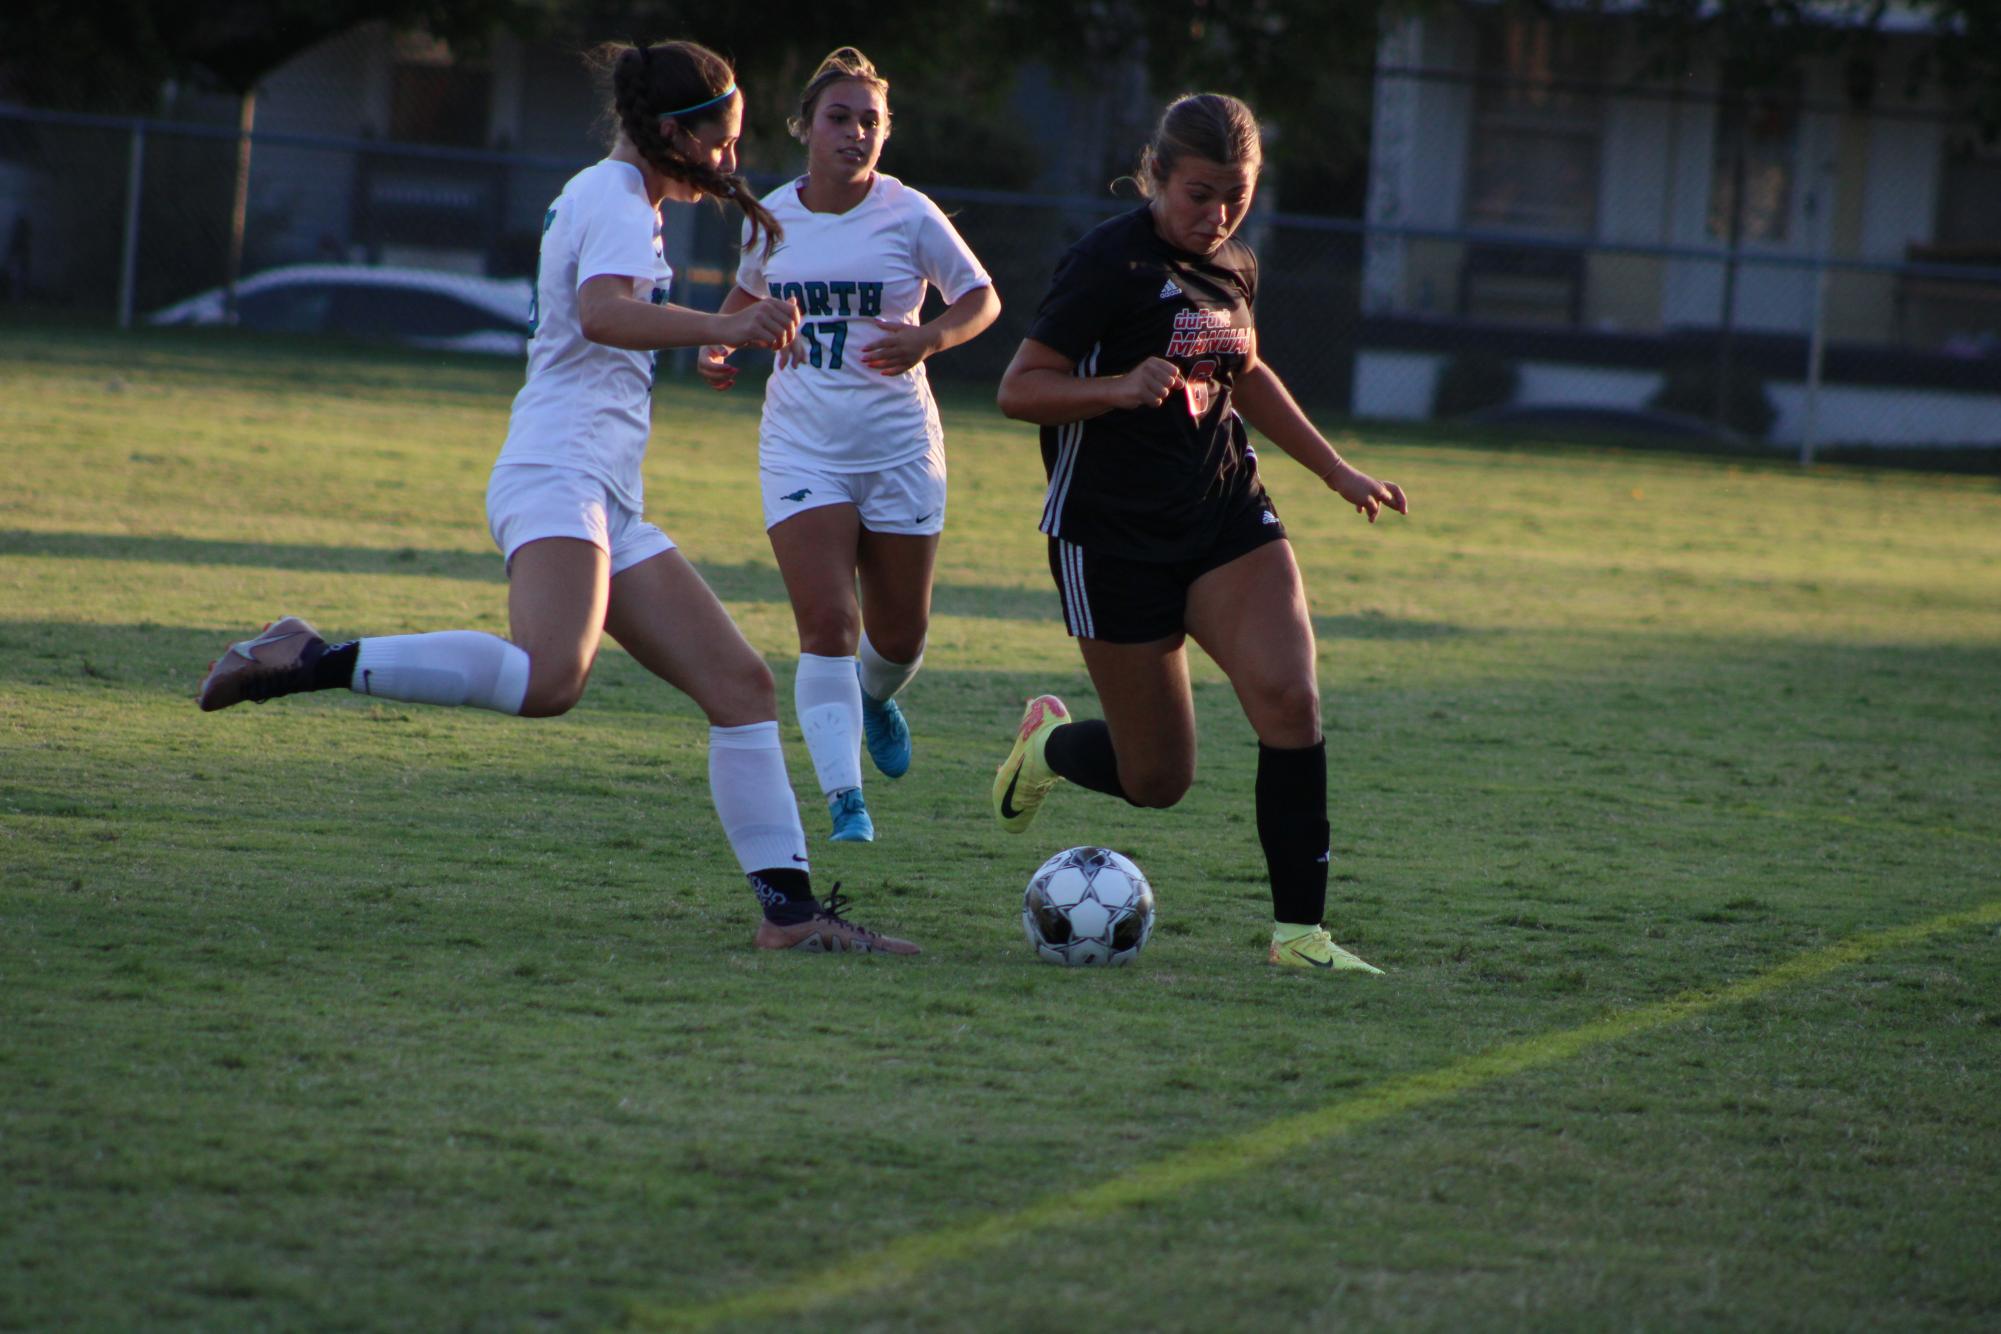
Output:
top-left (993, 92), bottom-right (1407, 973)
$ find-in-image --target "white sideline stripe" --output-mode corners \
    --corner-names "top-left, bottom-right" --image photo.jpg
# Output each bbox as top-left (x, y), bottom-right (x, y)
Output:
top-left (631, 897), bottom-right (2001, 1331)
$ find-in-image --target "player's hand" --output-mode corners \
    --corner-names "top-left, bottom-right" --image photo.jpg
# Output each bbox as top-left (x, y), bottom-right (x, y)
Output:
top-left (727, 296), bottom-right (799, 351)
top-left (1113, 357), bottom-right (1182, 411)
top-left (1324, 460), bottom-right (1409, 524)
top-left (695, 344), bottom-right (738, 391)
top-left (858, 317), bottom-right (932, 376)
top-left (774, 327), bottom-right (810, 370)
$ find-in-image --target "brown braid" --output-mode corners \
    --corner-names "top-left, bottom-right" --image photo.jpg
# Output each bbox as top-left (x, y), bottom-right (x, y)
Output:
top-left (590, 39), bottom-right (782, 256)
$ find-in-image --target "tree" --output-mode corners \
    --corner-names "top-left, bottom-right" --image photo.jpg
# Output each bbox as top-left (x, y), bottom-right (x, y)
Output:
top-left (990, 0), bottom-right (1405, 210)
top-left (1609, 0), bottom-right (2001, 131)
top-left (546, 1), bottom-right (1440, 208)
top-left (0, 0), bottom-right (556, 314)
top-left (541, 3), bottom-right (1028, 186)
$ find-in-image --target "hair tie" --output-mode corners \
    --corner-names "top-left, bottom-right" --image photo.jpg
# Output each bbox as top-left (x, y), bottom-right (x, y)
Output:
top-left (659, 81), bottom-right (738, 120)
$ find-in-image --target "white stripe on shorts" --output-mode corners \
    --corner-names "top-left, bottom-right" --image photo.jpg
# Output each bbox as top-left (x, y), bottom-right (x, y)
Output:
top-left (1039, 343), bottom-right (1099, 536)
top-left (1059, 539), bottom-right (1095, 639)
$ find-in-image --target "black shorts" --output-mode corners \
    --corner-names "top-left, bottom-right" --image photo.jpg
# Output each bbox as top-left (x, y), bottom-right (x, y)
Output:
top-left (1047, 499), bottom-right (1288, 643)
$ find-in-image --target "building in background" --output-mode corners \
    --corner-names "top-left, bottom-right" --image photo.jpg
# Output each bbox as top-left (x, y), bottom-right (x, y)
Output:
top-left (5, 4), bottom-right (1996, 448)
top-left (1358, 3), bottom-right (2001, 446)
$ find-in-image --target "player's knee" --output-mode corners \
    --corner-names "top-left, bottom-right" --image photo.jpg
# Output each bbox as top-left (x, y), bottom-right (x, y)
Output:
top-left (697, 654), bottom-right (776, 727)
top-left (520, 672), bottom-right (587, 718)
top-left (796, 607), bottom-right (860, 657)
top-left (1123, 763), bottom-right (1193, 810)
top-left (1255, 677), bottom-right (1322, 743)
top-left (869, 628), bottom-right (927, 664)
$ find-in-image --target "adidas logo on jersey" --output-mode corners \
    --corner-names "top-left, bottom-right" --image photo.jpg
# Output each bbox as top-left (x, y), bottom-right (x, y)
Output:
top-left (1159, 279), bottom-right (1183, 300)
top-left (1261, 509), bottom-right (1280, 525)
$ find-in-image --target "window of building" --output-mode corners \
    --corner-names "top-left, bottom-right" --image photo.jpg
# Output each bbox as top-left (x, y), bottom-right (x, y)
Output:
top-left (1463, 14), bottom-right (1605, 234)
top-left (1935, 132), bottom-right (2001, 247)
top-left (1707, 81), bottom-right (1800, 244)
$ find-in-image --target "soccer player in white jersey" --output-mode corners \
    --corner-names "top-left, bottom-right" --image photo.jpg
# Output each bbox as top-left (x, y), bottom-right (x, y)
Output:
top-left (699, 48), bottom-right (1000, 844)
top-left (195, 39), bottom-right (918, 955)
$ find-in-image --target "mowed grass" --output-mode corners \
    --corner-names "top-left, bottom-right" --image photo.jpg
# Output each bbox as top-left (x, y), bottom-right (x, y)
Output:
top-left (3, 322), bottom-right (1999, 1331)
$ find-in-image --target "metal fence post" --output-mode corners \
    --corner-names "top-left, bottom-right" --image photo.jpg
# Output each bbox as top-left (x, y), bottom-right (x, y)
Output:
top-left (117, 121), bottom-right (145, 329)
top-left (224, 89), bottom-right (256, 324)
top-left (1800, 254), bottom-right (1829, 466)
top-left (1799, 160), bottom-right (1837, 467)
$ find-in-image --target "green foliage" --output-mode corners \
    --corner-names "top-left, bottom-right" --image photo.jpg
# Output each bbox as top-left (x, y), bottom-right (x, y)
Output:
top-left (0, 0), bottom-right (553, 105)
top-left (1647, 358), bottom-right (1778, 439)
top-left (984, 0), bottom-right (1399, 210)
top-left (3, 324), bottom-right (2000, 1328)
top-left (1619, 0), bottom-right (2001, 131)
top-left (1431, 349), bottom-right (1519, 419)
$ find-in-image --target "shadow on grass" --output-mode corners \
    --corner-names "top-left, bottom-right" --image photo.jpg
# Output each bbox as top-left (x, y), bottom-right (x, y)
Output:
top-left (17, 614), bottom-right (1999, 709)
top-left (1, 529), bottom-right (1067, 621)
top-left (1313, 611), bottom-right (1481, 641)
top-left (0, 320), bottom-right (528, 403)
top-left (1, 529), bottom-right (508, 582)
top-left (0, 616), bottom-right (1102, 724)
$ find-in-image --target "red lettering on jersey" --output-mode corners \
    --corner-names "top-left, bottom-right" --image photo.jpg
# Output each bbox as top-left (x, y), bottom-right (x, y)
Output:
top-left (1164, 308), bottom-right (1250, 359)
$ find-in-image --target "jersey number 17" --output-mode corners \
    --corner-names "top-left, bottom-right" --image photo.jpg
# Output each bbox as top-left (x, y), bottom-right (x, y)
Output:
top-left (796, 321), bottom-right (847, 370)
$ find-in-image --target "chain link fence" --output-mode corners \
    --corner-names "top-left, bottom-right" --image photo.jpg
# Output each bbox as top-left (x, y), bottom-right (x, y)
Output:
top-left (4, 50), bottom-right (2000, 459)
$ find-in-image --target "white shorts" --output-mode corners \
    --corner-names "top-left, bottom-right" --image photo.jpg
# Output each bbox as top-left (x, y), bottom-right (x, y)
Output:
top-left (759, 451), bottom-right (947, 536)
top-left (486, 463), bottom-right (675, 576)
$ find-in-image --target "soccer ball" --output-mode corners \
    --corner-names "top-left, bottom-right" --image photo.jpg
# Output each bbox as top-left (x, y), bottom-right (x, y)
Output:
top-left (1022, 846), bottom-right (1155, 966)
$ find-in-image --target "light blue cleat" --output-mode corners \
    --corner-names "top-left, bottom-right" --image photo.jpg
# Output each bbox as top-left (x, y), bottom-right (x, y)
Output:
top-left (858, 665), bottom-right (912, 779)
top-left (828, 787), bottom-right (874, 843)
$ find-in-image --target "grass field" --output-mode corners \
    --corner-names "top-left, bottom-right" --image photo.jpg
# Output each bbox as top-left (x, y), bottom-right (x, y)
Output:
top-left (4, 323), bottom-right (1999, 1331)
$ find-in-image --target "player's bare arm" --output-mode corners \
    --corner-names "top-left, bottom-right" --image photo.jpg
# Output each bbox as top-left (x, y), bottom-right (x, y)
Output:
top-left (578, 274), bottom-right (798, 353)
top-left (997, 338), bottom-right (1183, 424)
top-left (1232, 349), bottom-right (1409, 523)
top-left (696, 284), bottom-right (769, 390)
top-left (858, 283), bottom-right (1001, 376)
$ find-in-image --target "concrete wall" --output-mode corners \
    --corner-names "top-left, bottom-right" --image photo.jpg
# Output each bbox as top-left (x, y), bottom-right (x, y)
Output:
top-left (1352, 347), bottom-right (2001, 446)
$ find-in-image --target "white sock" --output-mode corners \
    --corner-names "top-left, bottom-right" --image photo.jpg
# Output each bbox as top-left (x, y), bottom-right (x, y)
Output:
top-left (352, 632), bottom-right (529, 714)
top-left (858, 632), bottom-right (921, 703)
top-left (708, 721), bottom-right (809, 874)
top-left (794, 652), bottom-right (863, 797)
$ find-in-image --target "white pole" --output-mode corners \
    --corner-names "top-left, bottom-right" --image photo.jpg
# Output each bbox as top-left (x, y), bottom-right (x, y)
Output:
top-left (117, 123), bottom-right (145, 330)
top-left (1800, 257), bottom-right (1829, 467)
top-left (1799, 157), bottom-right (1837, 467)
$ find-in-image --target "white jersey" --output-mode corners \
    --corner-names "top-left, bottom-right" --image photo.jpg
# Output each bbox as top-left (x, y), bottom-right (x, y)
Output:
top-left (734, 173), bottom-right (991, 473)
top-left (497, 159), bottom-right (671, 510)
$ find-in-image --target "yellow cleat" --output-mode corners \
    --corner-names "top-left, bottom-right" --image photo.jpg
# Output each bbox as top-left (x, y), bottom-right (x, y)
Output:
top-left (1269, 926), bottom-right (1383, 974)
top-left (992, 694), bottom-right (1070, 834)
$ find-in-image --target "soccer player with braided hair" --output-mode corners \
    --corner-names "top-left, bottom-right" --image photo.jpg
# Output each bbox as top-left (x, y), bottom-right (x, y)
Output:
top-left (196, 38), bottom-right (918, 955)
top-left (994, 92), bottom-right (1407, 973)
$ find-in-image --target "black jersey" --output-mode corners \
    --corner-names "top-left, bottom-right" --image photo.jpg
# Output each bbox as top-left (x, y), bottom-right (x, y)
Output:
top-left (1025, 207), bottom-right (1264, 562)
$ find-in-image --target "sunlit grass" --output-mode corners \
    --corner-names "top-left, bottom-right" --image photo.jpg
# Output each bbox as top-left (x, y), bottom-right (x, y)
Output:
top-left (3, 324), bottom-right (1999, 1330)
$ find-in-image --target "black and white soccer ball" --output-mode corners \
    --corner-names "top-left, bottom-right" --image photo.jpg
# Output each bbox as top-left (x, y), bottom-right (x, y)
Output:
top-left (1022, 846), bottom-right (1155, 966)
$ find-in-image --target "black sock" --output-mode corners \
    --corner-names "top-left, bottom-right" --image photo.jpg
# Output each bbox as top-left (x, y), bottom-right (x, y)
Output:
top-left (748, 867), bottom-right (817, 924)
top-left (1258, 739), bottom-right (1329, 926)
top-left (303, 641), bottom-right (359, 693)
top-left (1043, 720), bottom-right (1131, 803)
